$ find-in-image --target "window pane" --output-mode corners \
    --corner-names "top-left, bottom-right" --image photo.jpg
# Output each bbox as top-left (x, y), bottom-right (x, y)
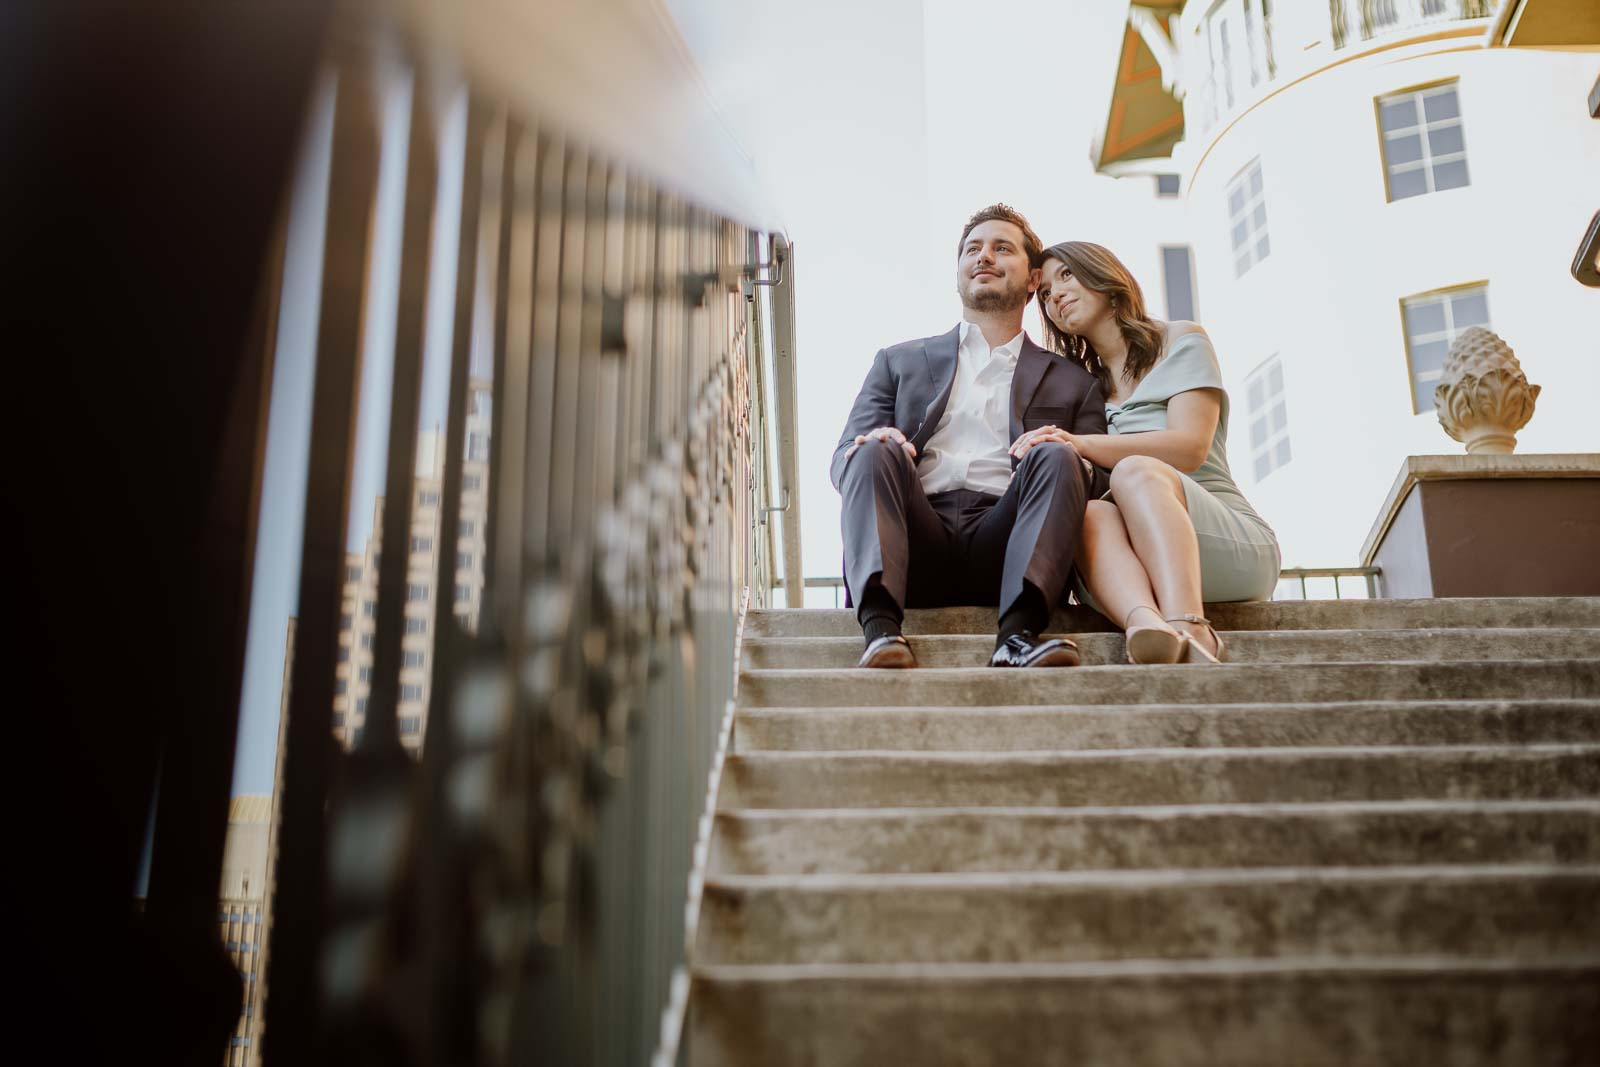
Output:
top-left (1432, 158), bottom-right (1469, 191)
top-left (1389, 167), bottom-right (1428, 201)
top-left (1161, 247), bottom-right (1197, 321)
top-left (1451, 290), bottom-right (1489, 327)
top-left (1255, 234), bottom-right (1270, 261)
top-left (1255, 454), bottom-right (1272, 480)
top-left (1404, 300), bottom-right (1446, 338)
top-left (1251, 417), bottom-right (1268, 447)
top-left (1157, 174), bottom-right (1180, 197)
top-left (1235, 253), bottom-right (1251, 277)
top-left (1248, 165), bottom-right (1263, 196)
top-left (1380, 97), bottom-right (1418, 132)
top-left (1410, 338), bottom-right (1450, 377)
top-left (1228, 186), bottom-right (1246, 215)
top-left (1251, 203), bottom-right (1267, 229)
top-left (1426, 123), bottom-right (1464, 157)
top-left (1231, 220), bottom-right (1249, 251)
top-left (1412, 376), bottom-right (1436, 414)
top-left (1385, 134), bottom-right (1424, 167)
top-left (1422, 89), bottom-right (1459, 123)
top-left (1274, 438), bottom-right (1292, 466)
top-left (1268, 362), bottom-right (1284, 394)
top-left (1272, 401), bottom-right (1288, 432)
top-left (1248, 378), bottom-right (1266, 408)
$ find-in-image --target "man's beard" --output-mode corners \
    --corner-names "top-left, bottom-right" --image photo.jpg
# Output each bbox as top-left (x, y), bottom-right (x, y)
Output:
top-left (961, 277), bottom-right (1029, 313)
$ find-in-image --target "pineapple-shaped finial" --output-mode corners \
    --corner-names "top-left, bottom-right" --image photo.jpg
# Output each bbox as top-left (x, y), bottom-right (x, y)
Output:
top-left (1434, 326), bottom-right (1540, 455)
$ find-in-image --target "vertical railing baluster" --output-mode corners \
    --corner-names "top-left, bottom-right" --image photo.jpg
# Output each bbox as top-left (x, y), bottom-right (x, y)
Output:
top-left (265, 34), bottom-right (383, 1063)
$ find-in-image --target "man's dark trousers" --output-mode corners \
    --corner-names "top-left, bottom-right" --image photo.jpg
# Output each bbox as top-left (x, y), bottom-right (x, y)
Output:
top-left (840, 436), bottom-right (1090, 617)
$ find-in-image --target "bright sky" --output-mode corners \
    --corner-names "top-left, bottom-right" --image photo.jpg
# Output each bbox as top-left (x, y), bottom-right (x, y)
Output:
top-left (670, 0), bottom-right (1157, 598)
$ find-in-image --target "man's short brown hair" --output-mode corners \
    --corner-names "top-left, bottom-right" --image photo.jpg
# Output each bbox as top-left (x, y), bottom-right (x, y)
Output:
top-left (957, 204), bottom-right (1045, 268)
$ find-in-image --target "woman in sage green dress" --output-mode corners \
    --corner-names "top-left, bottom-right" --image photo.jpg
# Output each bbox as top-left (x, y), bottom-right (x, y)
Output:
top-left (1013, 241), bottom-right (1280, 663)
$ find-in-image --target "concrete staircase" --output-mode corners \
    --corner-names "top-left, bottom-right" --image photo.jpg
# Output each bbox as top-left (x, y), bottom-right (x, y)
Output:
top-left (688, 597), bottom-right (1600, 1066)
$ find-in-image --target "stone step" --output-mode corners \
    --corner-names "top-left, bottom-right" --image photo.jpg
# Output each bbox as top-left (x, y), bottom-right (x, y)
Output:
top-left (688, 958), bottom-right (1600, 1067)
top-left (731, 699), bottom-right (1600, 752)
top-left (745, 598), bottom-right (1600, 637)
top-left (738, 660), bottom-right (1600, 709)
top-left (717, 744), bottom-right (1600, 809)
top-left (695, 864), bottom-right (1600, 965)
top-left (708, 800), bottom-right (1600, 876)
top-left (740, 629), bottom-right (1600, 669)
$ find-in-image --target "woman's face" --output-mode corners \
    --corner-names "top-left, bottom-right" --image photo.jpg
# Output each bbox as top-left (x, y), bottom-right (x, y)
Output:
top-left (1039, 257), bottom-right (1113, 336)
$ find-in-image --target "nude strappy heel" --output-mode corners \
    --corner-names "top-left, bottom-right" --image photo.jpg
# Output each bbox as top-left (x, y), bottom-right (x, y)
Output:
top-left (1124, 605), bottom-right (1184, 665)
top-left (1167, 612), bottom-right (1226, 664)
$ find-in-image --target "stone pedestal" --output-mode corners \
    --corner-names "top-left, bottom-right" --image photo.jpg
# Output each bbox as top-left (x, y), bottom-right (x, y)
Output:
top-left (1360, 454), bottom-right (1600, 599)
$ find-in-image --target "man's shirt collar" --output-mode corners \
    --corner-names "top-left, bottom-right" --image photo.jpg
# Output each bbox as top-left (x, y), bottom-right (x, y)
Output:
top-left (958, 320), bottom-right (1025, 365)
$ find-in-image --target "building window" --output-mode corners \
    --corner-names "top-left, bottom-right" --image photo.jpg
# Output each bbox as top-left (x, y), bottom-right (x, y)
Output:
top-left (468, 431), bottom-right (490, 462)
top-left (418, 490), bottom-right (440, 507)
top-left (455, 584), bottom-right (472, 603)
top-left (1161, 246), bottom-right (1199, 322)
top-left (335, 680), bottom-right (347, 695)
top-left (339, 613), bottom-right (352, 631)
top-left (346, 565), bottom-right (363, 582)
top-left (363, 601), bottom-right (376, 618)
top-left (337, 646), bottom-right (349, 663)
top-left (405, 618), bottom-right (427, 634)
top-left (459, 520), bottom-right (475, 537)
top-left (407, 583), bottom-right (428, 602)
top-left (403, 650), bottom-right (425, 668)
top-left (399, 715), bottom-right (422, 735)
top-left (1155, 174), bottom-right (1180, 198)
top-left (1379, 83), bottom-right (1468, 202)
top-left (462, 474), bottom-right (482, 491)
top-left (1401, 283), bottom-right (1490, 414)
top-left (361, 633), bottom-right (373, 649)
top-left (411, 536), bottom-right (432, 553)
top-left (1246, 356), bottom-right (1291, 481)
top-left (471, 388), bottom-right (492, 418)
top-left (401, 684), bottom-right (424, 702)
top-left (358, 666), bottom-right (372, 683)
top-left (457, 552), bottom-right (474, 571)
top-left (1226, 159), bottom-right (1270, 277)
top-left (356, 697), bottom-right (368, 712)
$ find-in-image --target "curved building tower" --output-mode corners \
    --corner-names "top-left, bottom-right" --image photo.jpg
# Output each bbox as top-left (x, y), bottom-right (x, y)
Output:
top-left (1093, 1), bottom-right (1599, 568)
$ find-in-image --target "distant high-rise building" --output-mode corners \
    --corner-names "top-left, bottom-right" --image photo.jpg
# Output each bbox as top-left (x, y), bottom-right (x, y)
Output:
top-left (218, 794), bottom-right (273, 1067)
top-left (333, 378), bottom-right (492, 752)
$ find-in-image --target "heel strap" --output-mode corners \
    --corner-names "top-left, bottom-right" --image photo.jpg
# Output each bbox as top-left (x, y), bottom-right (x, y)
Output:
top-left (1124, 604), bottom-right (1164, 629)
top-left (1165, 613), bottom-right (1214, 629)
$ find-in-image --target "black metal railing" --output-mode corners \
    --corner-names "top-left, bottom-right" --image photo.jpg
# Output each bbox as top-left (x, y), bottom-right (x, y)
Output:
top-left (193, 8), bottom-right (803, 1067)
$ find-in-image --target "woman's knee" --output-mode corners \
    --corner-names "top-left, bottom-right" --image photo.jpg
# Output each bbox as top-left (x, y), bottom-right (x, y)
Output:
top-left (1109, 454), bottom-right (1179, 499)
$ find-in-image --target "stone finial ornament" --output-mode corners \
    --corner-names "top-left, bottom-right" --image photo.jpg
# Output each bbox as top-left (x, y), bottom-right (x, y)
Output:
top-left (1434, 326), bottom-right (1540, 455)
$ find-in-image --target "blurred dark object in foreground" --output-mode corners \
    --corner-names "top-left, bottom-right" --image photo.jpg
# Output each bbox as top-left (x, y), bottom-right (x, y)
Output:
top-left (5, 3), bottom-right (329, 1063)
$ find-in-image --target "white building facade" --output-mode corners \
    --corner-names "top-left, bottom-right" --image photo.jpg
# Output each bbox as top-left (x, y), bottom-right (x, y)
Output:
top-left (1101, 1), bottom-right (1599, 568)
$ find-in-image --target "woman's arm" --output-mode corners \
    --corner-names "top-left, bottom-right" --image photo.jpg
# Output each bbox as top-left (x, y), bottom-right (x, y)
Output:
top-left (1011, 387), bottom-right (1221, 474)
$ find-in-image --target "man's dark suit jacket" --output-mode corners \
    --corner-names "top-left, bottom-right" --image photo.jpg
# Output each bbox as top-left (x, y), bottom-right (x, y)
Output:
top-left (830, 324), bottom-right (1108, 492)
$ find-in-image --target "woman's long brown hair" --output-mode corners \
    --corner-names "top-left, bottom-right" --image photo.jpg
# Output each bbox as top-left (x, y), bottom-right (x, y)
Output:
top-left (1036, 241), bottom-right (1167, 398)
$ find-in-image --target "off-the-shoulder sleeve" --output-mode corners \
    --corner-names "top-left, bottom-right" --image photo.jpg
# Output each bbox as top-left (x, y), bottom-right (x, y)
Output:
top-left (1146, 331), bottom-right (1224, 401)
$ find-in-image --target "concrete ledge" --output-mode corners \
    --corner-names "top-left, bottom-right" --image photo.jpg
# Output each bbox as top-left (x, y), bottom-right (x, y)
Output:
top-left (1359, 453), bottom-right (1600, 597)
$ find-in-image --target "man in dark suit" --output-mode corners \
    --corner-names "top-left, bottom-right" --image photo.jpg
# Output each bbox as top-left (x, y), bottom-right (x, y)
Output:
top-left (832, 204), bottom-right (1106, 668)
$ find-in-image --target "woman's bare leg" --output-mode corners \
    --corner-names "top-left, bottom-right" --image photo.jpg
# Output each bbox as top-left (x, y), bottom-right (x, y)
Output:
top-left (1106, 456), bottom-right (1217, 656)
top-left (1078, 500), bottom-right (1173, 635)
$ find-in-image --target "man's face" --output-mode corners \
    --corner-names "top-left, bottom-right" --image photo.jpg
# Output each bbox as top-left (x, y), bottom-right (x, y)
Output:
top-left (957, 219), bottom-right (1037, 313)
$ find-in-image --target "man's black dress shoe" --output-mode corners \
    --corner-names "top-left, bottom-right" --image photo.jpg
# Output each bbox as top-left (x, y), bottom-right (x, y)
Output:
top-left (989, 632), bottom-right (1080, 668)
top-left (858, 634), bottom-right (917, 668)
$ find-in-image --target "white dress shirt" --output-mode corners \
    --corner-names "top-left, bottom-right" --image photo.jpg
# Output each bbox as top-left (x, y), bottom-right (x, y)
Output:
top-left (917, 321), bottom-right (1024, 496)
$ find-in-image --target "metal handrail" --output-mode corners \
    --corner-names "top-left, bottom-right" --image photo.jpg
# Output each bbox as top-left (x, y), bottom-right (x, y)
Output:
top-left (779, 567), bottom-right (1385, 606)
top-left (199, 8), bottom-right (804, 1066)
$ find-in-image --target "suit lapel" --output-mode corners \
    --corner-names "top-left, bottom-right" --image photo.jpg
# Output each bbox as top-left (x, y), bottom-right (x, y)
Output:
top-left (914, 325), bottom-right (961, 450)
top-left (1010, 338), bottom-right (1054, 442)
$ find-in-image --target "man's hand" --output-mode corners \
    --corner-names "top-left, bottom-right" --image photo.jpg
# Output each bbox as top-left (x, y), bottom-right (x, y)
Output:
top-left (1009, 425), bottom-right (1079, 460)
top-left (844, 426), bottom-right (917, 464)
